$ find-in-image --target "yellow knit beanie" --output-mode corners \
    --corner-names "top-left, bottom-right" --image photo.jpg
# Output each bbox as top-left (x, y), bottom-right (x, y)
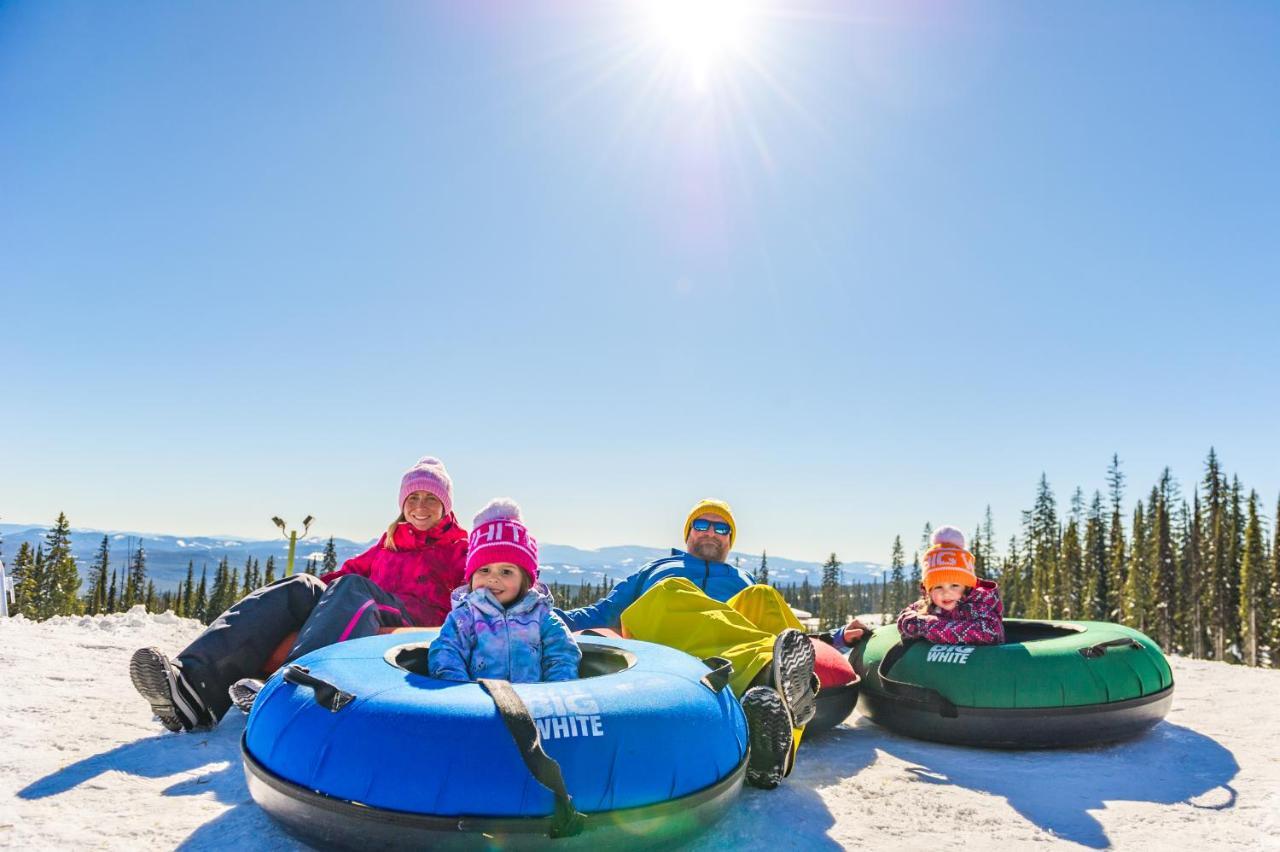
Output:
top-left (683, 499), bottom-right (737, 550)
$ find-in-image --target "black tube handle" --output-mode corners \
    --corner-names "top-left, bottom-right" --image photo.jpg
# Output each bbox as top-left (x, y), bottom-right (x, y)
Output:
top-left (877, 641), bottom-right (960, 718)
top-left (283, 664), bottom-right (356, 712)
top-left (699, 656), bottom-right (734, 694)
top-left (1079, 638), bottom-right (1143, 659)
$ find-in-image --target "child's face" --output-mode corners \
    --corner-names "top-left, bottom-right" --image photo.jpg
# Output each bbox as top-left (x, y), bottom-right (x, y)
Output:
top-left (471, 562), bottom-right (525, 605)
top-left (928, 582), bottom-right (968, 611)
top-left (402, 491), bottom-right (444, 531)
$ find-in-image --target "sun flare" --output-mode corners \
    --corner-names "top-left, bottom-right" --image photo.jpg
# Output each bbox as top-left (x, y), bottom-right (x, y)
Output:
top-left (643, 0), bottom-right (760, 93)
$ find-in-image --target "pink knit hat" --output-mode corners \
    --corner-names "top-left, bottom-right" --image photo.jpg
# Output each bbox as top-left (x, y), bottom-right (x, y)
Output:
top-left (465, 498), bottom-right (539, 585)
top-left (399, 456), bottom-right (453, 517)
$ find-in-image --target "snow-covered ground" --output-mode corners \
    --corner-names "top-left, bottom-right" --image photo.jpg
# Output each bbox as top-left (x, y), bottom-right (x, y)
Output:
top-left (2, 610), bottom-right (1277, 851)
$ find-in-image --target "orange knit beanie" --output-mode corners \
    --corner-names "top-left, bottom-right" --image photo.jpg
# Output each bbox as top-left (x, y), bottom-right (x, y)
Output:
top-left (922, 525), bottom-right (977, 591)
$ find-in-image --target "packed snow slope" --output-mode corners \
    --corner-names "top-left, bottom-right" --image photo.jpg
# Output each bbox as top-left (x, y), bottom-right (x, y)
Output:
top-left (2, 611), bottom-right (1277, 851)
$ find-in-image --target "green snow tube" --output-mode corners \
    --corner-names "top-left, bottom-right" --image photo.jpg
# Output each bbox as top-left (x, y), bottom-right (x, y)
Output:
top-left (850, 619), bottom-right (1173, 748)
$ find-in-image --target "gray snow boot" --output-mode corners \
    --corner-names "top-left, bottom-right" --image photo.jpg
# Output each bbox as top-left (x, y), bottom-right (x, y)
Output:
top-left (229, 678), bottom-right (264, 714)
top-left (129, 647), bottom-right (214, 732)
top-left (741, 685), bottom-right (794, 790)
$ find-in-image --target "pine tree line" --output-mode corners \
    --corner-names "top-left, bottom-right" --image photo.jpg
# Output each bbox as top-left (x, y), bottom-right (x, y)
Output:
top-left (8, 516), bottom-right (304, 626)
top-left (774, 450), bottom-right (1278, 667)
top-left (9, 455), bottom-right (1278, 668)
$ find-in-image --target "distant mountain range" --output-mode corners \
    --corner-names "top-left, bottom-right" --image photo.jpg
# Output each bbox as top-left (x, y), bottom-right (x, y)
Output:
top-left (0, 523), bottom-right (888, 593)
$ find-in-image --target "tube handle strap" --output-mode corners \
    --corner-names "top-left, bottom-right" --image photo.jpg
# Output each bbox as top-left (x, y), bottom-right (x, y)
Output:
top-left (283, 665), bottom-right (355, 712)
top-left (1079, 637), bottom-right (1143, 658)
top-left (699, 656), bottom-right (734, 693)
top-left (477, 678), bottom-right (587, 839)
top-left (876, 641), bottom-right (960, 718)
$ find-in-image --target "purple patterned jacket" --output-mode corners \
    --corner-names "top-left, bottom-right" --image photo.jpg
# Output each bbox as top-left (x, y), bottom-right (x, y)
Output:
top-left (897, 579), bottom-right (1005, 645)
top-left (428, 583), bottom-right (581, 683)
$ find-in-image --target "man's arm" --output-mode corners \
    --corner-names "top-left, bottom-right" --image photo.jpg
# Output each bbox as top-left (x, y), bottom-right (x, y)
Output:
top-left (555, 567), bottom-right (651, 632)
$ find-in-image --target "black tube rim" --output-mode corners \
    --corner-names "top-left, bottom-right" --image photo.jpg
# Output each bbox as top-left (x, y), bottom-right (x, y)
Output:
top-left (242, 734), bottom-right (746, 836)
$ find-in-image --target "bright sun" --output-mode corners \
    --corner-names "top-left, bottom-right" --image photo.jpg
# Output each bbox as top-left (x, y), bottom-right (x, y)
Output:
top-left (644, 0), bottom-right (760, 93)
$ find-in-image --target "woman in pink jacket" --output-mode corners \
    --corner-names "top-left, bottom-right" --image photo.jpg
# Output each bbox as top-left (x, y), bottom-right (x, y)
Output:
top-left (129, 457), bottom-right (468, 732)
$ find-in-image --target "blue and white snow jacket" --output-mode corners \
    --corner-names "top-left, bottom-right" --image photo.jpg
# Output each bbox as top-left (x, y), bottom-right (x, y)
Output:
top-left (556, 548), bottom-right (756, 632)
top-left (429, 583), bottom-right (581, 683)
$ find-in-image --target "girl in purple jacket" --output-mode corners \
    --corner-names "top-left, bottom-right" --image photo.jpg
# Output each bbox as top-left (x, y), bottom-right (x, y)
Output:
top-left (898, 525), bottom-right (1004, 645)
top-left (832, 525), bottom-right (1004, 650)
top-left (429, 499), bottom-right (580, 683)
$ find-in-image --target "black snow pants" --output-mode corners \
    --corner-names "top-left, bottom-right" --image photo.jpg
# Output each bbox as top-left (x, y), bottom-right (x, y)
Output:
top-left (176, 573), bottom-right (412, 720)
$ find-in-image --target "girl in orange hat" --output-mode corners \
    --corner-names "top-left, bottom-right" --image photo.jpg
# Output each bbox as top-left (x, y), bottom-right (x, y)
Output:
top-left (897, 525), bottom-right (1004, 645)
top-left (830, 525), bottom-right (1004, 649)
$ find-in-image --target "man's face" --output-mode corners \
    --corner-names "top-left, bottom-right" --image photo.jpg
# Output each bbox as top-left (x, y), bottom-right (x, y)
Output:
top-left (686, 512), bottom-right (732, 563)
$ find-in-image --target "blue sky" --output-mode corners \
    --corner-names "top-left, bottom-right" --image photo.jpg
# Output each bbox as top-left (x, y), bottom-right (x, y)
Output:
top-left (3, 2), bottom-right (1278, 564)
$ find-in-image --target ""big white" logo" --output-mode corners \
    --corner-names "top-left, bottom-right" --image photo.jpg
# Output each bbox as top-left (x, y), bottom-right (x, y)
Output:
top-left (925, 644), bottom-right (975, 664)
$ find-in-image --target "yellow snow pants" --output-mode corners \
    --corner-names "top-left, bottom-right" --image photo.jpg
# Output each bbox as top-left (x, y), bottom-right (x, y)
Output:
top-left (619, 577), bottom-right (805, 698)
top-left (619, 577), bottom-right (810, 758)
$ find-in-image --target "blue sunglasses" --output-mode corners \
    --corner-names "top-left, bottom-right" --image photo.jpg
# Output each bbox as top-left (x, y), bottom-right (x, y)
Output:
top-left (691, 519), bottom-right (732, 536)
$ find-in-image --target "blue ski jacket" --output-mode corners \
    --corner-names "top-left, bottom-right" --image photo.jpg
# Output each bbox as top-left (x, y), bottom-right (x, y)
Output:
top-left (556, 549), bottom-right (756, 632)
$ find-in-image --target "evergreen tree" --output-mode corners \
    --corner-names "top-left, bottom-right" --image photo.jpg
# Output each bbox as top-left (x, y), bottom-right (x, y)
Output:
top-left (182, 561), bottom-right (195, 617)
top-left (1107, 453), bottom-right (1127, 621)
top-left (1060, 515), bottom-right (1083, 619)
top-left (889, 536), bottom-right (906, 612)
top-left (44, 513), bottom-right (81, 618)
top-left (1122, 499), bottom-right (1151, 631)
top-left (145, 580), bottom-right (156, 613)
top-left (323, 537), bottom-right (339, 574)
top-left (1201, 449), bottom-right (1228, 660)
top-left (10, 543), bottom-right (39, 619)
top-left (758, 549), bottom-right (768, 585)
top-left (909, 551), bottom-right (921, 590)
top-left (1083, 491), bottom-right (1108, 619)
top-left (124, 545), bottom-right (148, 610)
top-left (195, 566), bottom-right (209, 624)
top-left (264, 555), bottom-right (276, 586)
top-left (1026, 474), bottom-right (1060, 618)
top-left (88, 535), bottom-right (110, 615)
top-left (210, 556), bottom-right (230, 619)
top-left (981, 506), bottom-right (997, 573)
top-left (1224, 476), bottom-right (1245, 661)
top-left (819, 553), bottom-right (842, 629)
top-left (107, 569), bottom-right (118, 613)
top-left (242, 556), bottom-right (255, 598)
top-left (1238, 490), bottom-right (1268, 666)
top-left (1185, 491), bottom-right (1206, 658)
top-left (1152, 470), bottom-right (1178, 650)
top-left (1001, 537), bottom-right (1022, 617)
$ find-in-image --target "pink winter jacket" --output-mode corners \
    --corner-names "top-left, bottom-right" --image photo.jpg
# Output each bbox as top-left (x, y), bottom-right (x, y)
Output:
top-left (897, 579), bottom-right (1005, 645)
top-left (319, 516), bottom-right (468, 628)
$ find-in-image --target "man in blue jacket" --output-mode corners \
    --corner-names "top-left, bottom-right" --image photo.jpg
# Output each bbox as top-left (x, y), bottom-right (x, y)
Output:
top-left (557, 499), bottom-right (818, 790)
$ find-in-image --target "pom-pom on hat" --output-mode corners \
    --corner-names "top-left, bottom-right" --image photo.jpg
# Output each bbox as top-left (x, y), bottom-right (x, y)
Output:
top-left (922, 525), bottom-right (977, 591)
top-left (466, 498), bottom-right (539, 584)
top-left (399, 456), bottom-right (453, 517)
top-left (683, 498), bottom-right (738, 550)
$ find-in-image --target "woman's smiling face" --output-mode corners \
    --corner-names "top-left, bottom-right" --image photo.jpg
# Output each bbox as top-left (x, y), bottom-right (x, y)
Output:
top-left (402, 491), bottom-right (444, 530)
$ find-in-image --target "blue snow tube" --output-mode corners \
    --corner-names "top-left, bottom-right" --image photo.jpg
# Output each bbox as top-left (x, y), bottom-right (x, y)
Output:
top-left (242, 631), bottom-right (748, 850)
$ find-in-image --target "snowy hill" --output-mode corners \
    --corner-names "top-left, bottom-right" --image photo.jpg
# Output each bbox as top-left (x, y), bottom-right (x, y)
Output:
top-left (0, 523), bottom-right (887, 592)
top-left (2, 611), bottom-right (1276, 850)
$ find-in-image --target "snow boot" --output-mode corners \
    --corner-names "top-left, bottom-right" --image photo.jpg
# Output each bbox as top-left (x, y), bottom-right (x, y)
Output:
top-left (767, 628), bottom-right (819, 728)
top-left (741, 685), bottom-right (794, 790)
top-left (129, 647), bottom-right (214, 732)
top-left (229, 678), bottom-right (264, 714)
